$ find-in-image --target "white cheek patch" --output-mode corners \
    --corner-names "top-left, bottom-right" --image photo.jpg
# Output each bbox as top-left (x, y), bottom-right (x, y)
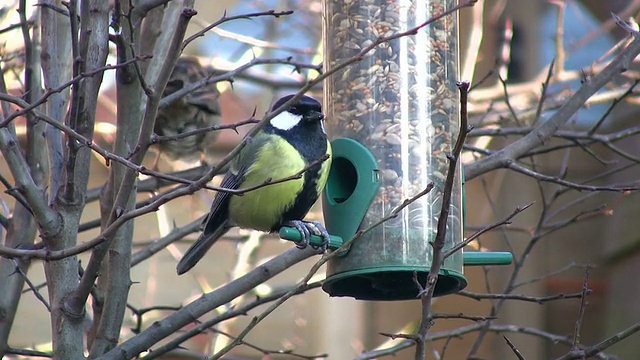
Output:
top-left (270, 111), bottom-right (302, 131)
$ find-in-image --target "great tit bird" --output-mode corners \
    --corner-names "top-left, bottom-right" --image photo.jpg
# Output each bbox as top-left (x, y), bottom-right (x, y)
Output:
top-left (176, 94), bottom-right (332, 275)
top-left (154, 56), bottom-right (222, 164)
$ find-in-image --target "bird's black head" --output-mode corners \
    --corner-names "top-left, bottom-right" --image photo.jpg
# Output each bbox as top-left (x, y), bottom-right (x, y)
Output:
top-left (271, 94), bottom-right (321, 114)
top-left (269, 95), bottom-right (324, 131)
top-left (266, 94), bottom-right (328, 162)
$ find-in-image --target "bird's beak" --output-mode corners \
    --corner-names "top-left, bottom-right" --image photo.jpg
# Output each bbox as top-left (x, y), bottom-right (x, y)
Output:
top-left (306, 110), bottom-right (324, 122)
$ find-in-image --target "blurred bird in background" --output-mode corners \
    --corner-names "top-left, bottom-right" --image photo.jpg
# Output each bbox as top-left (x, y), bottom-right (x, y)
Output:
top-left (153, 56), bottom-right (222, 168)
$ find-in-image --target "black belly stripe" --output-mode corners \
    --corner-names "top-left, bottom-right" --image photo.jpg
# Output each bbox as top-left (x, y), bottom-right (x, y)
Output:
top-left (274, 165), bottom-right (322, 230)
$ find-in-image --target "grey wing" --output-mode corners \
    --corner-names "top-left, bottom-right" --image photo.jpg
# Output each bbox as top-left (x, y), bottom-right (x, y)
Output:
top-left (176, 166), bottom-right (245, 275)
top-left (176, 134), bottom-right (270, 275)
top-left (197, 135), bottom-right (270, 236)
top-left (203, 168), bottom-right (243, 235)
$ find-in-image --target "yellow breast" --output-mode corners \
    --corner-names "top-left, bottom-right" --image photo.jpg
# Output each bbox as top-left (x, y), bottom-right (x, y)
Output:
top-left (228, 139), bottom-right (306, 231)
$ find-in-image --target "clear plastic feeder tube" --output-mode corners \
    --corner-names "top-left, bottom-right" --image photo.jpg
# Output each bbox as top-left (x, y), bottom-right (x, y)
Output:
top-left (324, 0), bottom-right (463, 276)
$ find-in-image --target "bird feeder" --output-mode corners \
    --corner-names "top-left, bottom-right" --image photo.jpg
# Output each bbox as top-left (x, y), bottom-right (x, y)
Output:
top-left (280, 0), bottom-right (512, 300)
top-left (312, 0), bottom-right (511, 301)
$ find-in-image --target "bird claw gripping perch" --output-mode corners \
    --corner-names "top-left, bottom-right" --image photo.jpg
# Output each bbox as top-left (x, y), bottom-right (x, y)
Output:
top-left (284, 220), bottom-right (331, 253)
top-left (305, 220), bottom-right (332, 253)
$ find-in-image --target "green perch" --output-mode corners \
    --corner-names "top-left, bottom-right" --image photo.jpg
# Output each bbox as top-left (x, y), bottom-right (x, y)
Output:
top-left (278, 226), bottom-right (513, 266)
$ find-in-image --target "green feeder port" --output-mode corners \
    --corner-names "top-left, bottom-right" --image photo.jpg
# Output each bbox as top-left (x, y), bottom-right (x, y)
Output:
top-left (322, 138), bottom-right (380, 247)
top-left (279, 227), bottom-right (513, 267)
top-left (321, 136), bottom-right (467, 300)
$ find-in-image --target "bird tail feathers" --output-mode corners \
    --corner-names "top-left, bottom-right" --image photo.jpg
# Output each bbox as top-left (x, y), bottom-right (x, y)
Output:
top-left (176, 225), bottom-right (229, 275)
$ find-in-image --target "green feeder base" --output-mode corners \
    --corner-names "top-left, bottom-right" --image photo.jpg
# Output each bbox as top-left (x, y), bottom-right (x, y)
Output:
top-left (279, 227), bottom-right (512, 300)
top-left (322, 266), bottom-right (467, 301)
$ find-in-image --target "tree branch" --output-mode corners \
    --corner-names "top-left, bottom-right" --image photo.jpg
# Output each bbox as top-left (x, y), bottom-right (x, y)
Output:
top-left (99, 246), bottom-right (317, 360)
top-left (465, 26), bottom-right (640, 180)
top-left (456, 290), bottom-right (589, 303)
top-left (181, 10), bottom-right (294, 50)
top-left (414, 80), bottom-right (472, 360)
top-left (555, 322), bottom-right (640, 360)
top-left (88, 4), bottom-right (196, 357)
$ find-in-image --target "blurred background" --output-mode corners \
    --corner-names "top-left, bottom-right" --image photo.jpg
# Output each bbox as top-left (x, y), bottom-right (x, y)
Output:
top-left (1, 0), bottom-right (640, 359)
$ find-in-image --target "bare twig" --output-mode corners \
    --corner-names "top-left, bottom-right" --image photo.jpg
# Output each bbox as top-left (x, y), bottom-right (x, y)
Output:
top-left (571, 267), bottom-right (591, 350)
top-left (209, 180), bottom-right (435, 359)
top-left (182, 10), bottom-right (294, 50)
top-left (158, 57), bottom-right (322, 110)
top-left (84, 163), bottom-right (216, 203)
top-left (142, 282), bottom-right (325, 358)
top-left (210, 328), bottom-right (327, 360)
top-left (443, 203), bottom-right (533, 259)
top-left (551, 0), bottom-right (566, 74)
top-left (457, 290), bottom-right (589, 303)
top-left (86, 6), bottom-right (197, 356)
top-left (534, 59), bottom-right (556, 124)
top-left (152, 118), bottom-right (258, 144)
top-left (538, 205), bottom-right (609, 239)
top-left (1, 104), bottom-right (223, 192)
top-left (503, 335), bottom-right (527, 360)
top-left (5, 347), bottom-right (52, 358)
top-left (466, 26), bottom-right (640, 180)
top-left (228, 154), bottom-right (330, 195)
top-left (555, 322), bottom-right (640, 360)
top-left (356, 322), bottom-right (612, 360)
top-left (430, 313), bottom-right (497, 322)
top-left (192, 17), bottom-right (315, 55)
top-left (0, 56), bottom-right (150, 128)
top-left (127, 304), bottom-right (182, 335)
top-left (588, 79), bottom-right (640, 135)
top-left (513, 262), bottom-right (584, 289)
top-left (100, 246), bottom-right (318, 360)
top-left (13, 264), bottom-right (51, 311)
top-left (130, 215), bottom-right (205, 266)
top-left (507, 163), bottom-right (637, 192)
top-left (570, 1), bottom-right (640, 52)
top-left (414, 80), bottom-right (472, 360)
